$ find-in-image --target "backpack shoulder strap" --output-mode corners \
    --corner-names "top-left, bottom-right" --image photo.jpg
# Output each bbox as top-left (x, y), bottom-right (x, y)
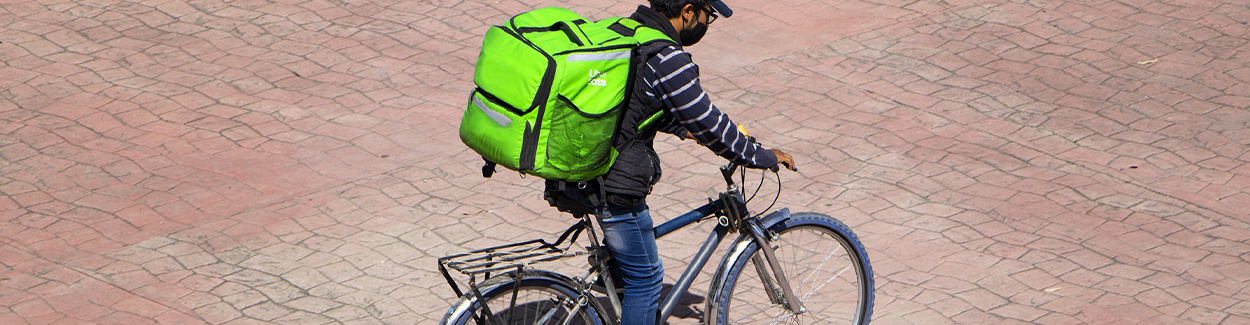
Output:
top-left (603, 18), bottom-right (676, 46)
top-left (584, 17), bottom-right (677, 136)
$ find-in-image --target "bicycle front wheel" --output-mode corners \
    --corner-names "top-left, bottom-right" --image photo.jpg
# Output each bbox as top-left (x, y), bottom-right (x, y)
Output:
top-left (442, 271), bottom-right (609, 325)
top-left (711, 212), bottom-right (874, 324)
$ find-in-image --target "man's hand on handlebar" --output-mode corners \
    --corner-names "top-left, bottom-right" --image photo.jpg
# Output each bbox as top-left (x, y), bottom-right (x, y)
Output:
top-left (769, 148), bottom-right (798, 172)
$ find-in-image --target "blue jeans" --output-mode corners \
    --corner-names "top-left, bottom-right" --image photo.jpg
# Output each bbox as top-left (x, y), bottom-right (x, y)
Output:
top-left (599, 202), bottom-right (663, 325)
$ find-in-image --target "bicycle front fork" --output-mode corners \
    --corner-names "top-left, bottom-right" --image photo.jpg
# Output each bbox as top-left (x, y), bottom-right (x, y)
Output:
top-left (745, 219), bottom-right (806, 313)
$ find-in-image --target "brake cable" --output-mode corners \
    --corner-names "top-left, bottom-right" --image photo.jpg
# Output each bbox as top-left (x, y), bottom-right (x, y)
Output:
top-left (752, 170), bottom-right (782, 218)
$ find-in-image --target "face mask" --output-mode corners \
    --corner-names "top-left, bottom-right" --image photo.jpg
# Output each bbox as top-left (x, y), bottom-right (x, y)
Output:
top-left (679, 19), bottom-right (708, 46)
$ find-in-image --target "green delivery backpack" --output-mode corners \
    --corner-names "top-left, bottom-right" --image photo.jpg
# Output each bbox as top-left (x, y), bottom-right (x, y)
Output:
top-left (460, 7), bottom-right (675, 182)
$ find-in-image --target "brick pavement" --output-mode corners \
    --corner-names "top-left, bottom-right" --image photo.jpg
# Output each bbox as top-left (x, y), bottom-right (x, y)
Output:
top-left (2, 0), bottom-right (1248, 324)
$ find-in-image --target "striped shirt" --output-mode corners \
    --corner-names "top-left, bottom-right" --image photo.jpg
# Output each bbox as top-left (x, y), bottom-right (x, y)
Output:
top-left (643, 46), bottom-right (778, 169)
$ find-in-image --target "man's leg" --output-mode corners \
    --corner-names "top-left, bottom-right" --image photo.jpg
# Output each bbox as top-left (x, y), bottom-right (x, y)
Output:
top-left (599, 203), bottom-right (664, 325)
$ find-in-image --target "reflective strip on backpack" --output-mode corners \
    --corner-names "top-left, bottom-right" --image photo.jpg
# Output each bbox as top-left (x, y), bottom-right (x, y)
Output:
top-left (473, 96), bottom-right (512, 127)
top-left (567, 50), bottom-right (630, 62)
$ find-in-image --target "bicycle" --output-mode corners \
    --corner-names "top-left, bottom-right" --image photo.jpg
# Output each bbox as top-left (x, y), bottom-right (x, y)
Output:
top-left (437, 157), bottom-right (875, 324)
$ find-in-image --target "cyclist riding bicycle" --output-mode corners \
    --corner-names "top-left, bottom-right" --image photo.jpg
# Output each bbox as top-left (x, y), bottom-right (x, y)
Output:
top-left (544, 1), bottom-right (797, 324)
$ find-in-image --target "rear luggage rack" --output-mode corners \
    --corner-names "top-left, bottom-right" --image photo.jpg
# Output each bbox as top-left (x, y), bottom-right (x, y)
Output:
top-left (440, 239), bottom-right (580, 275)
top-left (437, 220), bottom-right (588, 297)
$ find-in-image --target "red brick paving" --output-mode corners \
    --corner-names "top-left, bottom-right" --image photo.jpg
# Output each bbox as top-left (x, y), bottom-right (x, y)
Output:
top-left (2, 0), bottom-right (1249, 324)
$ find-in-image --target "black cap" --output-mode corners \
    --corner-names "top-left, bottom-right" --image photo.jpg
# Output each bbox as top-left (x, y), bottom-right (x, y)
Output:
top-left (707, 0), bottom-right (733, 18)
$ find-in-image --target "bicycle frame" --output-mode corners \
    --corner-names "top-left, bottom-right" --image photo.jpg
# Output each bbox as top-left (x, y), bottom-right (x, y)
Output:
top-left (439, 163), bottom-right (807, 324)
top-left (582, 164), bottom-right (804, 324)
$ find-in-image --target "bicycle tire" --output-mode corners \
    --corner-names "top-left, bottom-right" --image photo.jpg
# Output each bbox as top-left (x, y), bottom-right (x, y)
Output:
top-left (441, 270), bottom-right (610, 325)
top-left (709, 212), bottom-right (874, 324)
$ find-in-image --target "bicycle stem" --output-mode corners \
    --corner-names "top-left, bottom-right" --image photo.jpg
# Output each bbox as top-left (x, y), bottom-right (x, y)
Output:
top-left (721, 163), bottom-right (739, 189)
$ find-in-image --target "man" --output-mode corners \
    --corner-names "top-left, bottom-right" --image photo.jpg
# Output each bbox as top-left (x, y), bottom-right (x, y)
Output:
top-left (592, 0), bottom-right (797, 323)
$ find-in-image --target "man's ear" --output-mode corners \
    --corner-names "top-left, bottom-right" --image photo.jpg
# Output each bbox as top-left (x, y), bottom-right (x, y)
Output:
top-left (680, 3), bottom-right (697, 27)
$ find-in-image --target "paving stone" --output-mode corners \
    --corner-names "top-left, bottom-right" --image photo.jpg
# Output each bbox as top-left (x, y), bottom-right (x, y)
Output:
top-left (4, 0), bottom-right (1250, 324)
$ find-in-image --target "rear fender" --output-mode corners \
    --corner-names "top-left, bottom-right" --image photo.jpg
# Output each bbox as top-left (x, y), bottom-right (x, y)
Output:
top-left (441, 270), bottom-right (591, 324)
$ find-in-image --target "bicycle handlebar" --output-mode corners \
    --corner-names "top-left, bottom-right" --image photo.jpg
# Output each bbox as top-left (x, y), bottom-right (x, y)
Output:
top-left (720, 136), bottom-right (791, 187)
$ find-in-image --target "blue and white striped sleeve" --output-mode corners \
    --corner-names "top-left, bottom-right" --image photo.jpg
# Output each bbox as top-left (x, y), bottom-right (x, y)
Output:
top-left (643, 46), bottom-right (777, 169)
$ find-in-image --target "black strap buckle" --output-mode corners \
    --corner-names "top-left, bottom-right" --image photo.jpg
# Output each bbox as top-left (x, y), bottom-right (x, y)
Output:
top-left (482, 158), bottom-right (496, 178)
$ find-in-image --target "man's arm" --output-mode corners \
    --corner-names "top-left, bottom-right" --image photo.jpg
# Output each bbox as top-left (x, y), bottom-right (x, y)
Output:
top-left (644, 46), bottom-right (777, 169)
top-left (658, 120), bottom-right (689, 139)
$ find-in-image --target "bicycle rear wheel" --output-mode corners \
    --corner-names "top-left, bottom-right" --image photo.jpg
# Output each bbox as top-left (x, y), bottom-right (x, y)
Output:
top-left (442, 271), bottom-right (608, 325)
top-left (711, 212), bottom-right (874, 324)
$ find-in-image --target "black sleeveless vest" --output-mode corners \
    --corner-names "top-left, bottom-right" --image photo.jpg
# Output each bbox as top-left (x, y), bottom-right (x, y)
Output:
top-left (600, 7), bottom-right (684, 200)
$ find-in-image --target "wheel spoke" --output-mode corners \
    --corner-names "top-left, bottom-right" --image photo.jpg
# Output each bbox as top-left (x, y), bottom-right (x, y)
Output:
top-left (804, 264), bottom-right (850, 301)
top-left (533, 299), bottom-right (560, 324)
top-left (797, 231), bottom-right (837, 291)
top-left (716, 215), bottom-right (874, 325)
